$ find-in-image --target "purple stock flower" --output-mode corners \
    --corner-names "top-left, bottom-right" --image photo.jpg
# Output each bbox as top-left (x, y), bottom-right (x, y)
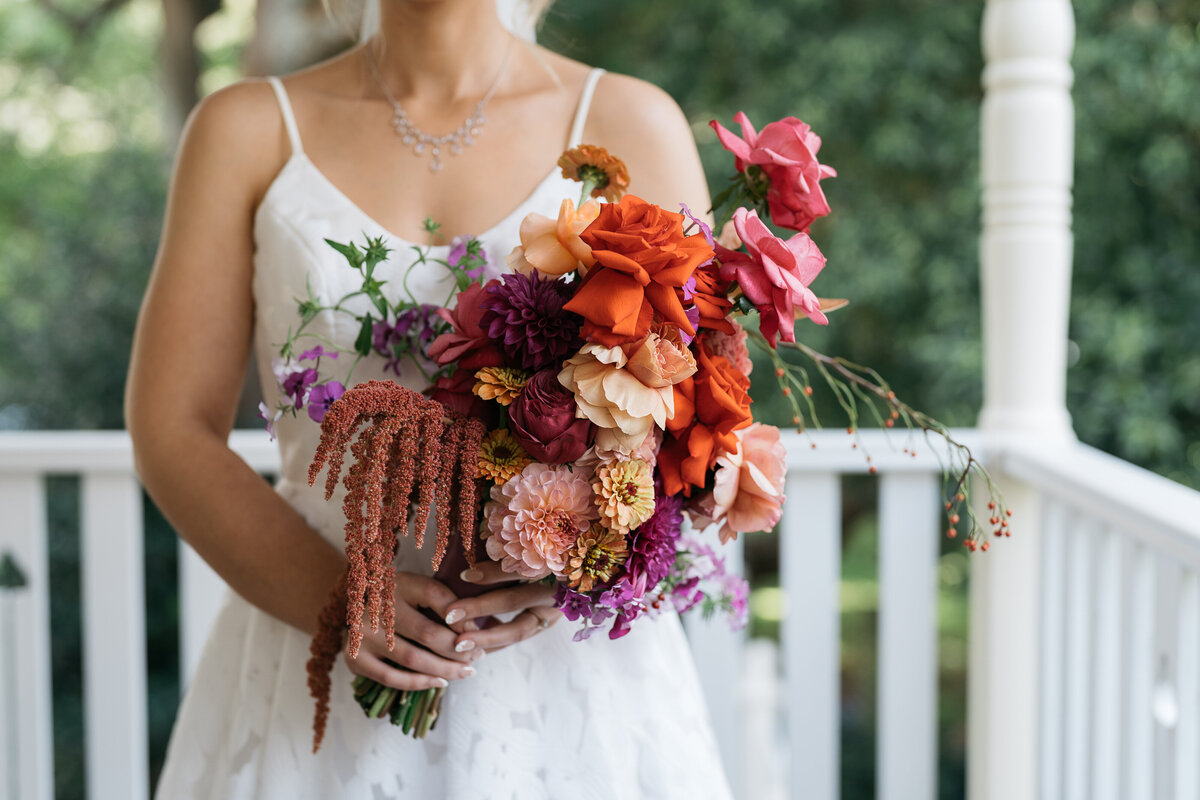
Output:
top-left (449, 236), bottom-right (493, 281)
top-left (299, 345), bottom-right (338, 362)
top-left (306, 381), bottom-right (345, 423)
top-left (257, 402), bottom-right (282, 441)
top-left (271, 356), bottom-right (318, 410)
top-left (372, 305), bottom-right (441, 375)
top-left (679, 203), bottom-right (714, 247)
top-left (480, 272), bottom-right (582, 372)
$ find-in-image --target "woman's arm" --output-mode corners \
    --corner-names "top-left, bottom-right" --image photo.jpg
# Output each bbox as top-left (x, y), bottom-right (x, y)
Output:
top-left (125, 81), bottom-right (475, 687)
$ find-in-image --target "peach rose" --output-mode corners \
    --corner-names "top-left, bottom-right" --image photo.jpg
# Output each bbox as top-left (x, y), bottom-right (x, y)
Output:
top-left (558, 342), bottom-right (676, 453)
top-left (625, 325), bottom-right (698, 389)
top-left (709, 423), bottom-right (787, 543)
top-left (506, 198), bottom-right (600, 278)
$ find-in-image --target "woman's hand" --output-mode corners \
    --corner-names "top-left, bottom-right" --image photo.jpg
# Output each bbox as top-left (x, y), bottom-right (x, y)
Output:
top-left (442, 562), bottom-right (564, 654)
top-left (344, 571), bottom-right (484, 691)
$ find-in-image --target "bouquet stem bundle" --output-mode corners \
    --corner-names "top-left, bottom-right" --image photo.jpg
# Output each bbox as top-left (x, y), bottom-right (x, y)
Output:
top-left (352, 674), bottom-right (446, 738)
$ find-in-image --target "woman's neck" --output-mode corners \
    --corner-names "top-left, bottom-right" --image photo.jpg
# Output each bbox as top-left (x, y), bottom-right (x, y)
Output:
top-left (371, 0), bottom-right (514, 103)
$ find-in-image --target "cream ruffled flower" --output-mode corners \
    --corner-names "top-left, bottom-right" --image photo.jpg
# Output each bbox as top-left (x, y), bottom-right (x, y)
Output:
top-left (484, 463), bottom-right (597, 579)
top-left (506, 198), bottom-right (600, 278)
top-left (593, 458), bottom-right (656, 535)
top-left (558, 333), bottom-right (695, 453)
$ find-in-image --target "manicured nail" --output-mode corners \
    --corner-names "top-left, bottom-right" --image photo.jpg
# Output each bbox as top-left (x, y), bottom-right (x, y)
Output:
top-left (461, 665), bottom-right (475, 677)
top-left (435, 678), bottom-right (449, 688)
top-left (460, 569), bottom-right (483, 583)
top-left (455, 639), bottom-right (476, 653)
top-left (445, 609), bottom-right (465, 625)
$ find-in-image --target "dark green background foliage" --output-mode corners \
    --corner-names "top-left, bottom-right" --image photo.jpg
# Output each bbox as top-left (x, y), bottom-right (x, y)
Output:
top-left (1, 0), bottom-right (1196, 798)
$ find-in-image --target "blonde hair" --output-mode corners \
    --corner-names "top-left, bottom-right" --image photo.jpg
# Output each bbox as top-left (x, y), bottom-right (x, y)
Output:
top-left (324, 0), bottom-right (557, 41)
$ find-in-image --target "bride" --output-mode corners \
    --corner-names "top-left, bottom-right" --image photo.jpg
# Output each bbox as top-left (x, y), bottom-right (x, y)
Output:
top-left (126, 0), bottom-right (733, 796)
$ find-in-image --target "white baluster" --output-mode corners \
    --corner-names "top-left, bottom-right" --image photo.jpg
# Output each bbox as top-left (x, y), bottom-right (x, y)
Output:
top-left (781, 472), bottom-right (840, 799)
top-left (876, 472), bottom-right (939, 800)
top-left (1063, 516), bottom-right (1094, 800)
top-left (1174, 570), bottom-right (1199, 800)
top-left (81, 473), bottom-right (148, 800)
top-left (1090, 526), bottom-right (1123, 800)
top-left (0, 475), bottom-right (54, 800)
top-left (683, 524), bottom-right (745, 793)
top-left (178, 541), bottom-right (226, 686)
top-left (1039, 501), bottom-right (1067, 800)
top-left (1127, 546), bottom-right (1157, 798)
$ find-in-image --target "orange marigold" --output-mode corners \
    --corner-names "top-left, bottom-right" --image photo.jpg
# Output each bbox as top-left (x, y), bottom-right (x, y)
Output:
top-left (565, 522), bottom-right (630, 592)
top-left (478, 429), bottom-right (533, 485)
top-left (472, 366), bottom-right (529, 406)
top-left (558, 144), bottom-right (630, 203)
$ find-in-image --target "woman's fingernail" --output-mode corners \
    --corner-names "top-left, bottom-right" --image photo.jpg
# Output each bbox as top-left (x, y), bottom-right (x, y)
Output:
top-left (455, 639), bottom-right (476, 653)
top-left (444, 608), bottom-right (465, 625)
top-left (462, 665), bottom-right (475, 677)
top-left (460, 569), bottom-right (483, 583)
top-left (435, 678), bottom-right (449, 688)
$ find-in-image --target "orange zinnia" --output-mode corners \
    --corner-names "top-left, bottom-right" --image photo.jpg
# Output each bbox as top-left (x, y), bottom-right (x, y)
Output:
top-left (564, 195), bottom-right (714, 347)
top-left (659, 340), bottom-right (753, 496)
top-left (558, 144), bottom-right (630, 203)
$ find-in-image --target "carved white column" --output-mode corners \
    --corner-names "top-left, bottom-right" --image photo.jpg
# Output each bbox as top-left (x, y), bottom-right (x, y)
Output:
top-left (971, 2), bottom-right (1076, 799)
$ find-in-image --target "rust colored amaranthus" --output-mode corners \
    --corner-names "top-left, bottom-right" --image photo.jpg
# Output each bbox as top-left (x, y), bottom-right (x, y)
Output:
top-left (307, 571), bottom-right (348, 753)
top-left (307, 380), bottom-right (487, 659)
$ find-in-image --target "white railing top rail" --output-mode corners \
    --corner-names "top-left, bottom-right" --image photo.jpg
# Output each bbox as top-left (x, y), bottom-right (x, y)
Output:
top-left (0, 429), bottom-right (280, 473)
top-left (996, 433), bottom-right (1200, 560)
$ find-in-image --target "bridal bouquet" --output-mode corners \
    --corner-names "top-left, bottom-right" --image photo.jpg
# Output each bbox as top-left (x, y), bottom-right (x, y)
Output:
top-left (267, 114), bottom-right (1010, 750)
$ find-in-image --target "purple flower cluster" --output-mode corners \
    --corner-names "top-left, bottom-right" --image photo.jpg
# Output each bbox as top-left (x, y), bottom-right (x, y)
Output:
top-left (552, 491), bottom-right (688, 641)
top-left (670, 535), bottom-right (750, 630)
top-left (479, 272), bottom-right (582, 372)
top-left (267, 346), bottom-right (345, 426)
top-left (448, 236), bottom-right (496, 282)
top-left (372, 304), bottom-right (441, 375)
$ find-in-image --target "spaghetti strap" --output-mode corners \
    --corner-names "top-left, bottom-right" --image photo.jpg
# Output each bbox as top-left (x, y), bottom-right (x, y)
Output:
top-left (566, 68), bottom-right (606, 148)
top-left (266, 76), bottom-right (304, 155)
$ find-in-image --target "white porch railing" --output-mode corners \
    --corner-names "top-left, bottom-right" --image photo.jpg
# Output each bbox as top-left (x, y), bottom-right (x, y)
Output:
top-left (2, 428), bottom-right (1199, 800)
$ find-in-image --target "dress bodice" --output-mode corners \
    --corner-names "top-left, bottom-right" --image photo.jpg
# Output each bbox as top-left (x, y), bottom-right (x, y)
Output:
top-left (251, 70), bottom-right (604, 554)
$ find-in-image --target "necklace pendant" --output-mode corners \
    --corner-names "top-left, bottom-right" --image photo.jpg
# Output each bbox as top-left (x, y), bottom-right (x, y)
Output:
top-left (430, 158), bottom-right (443, 172)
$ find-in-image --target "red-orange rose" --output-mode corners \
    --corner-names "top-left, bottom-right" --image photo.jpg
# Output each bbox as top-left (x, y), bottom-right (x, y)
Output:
top-left (659, 341), bottom-right (753, 496)
top-left (564, 195), bottom-right (714, 347)
top-left (687, 260), bottom-right (735, 334)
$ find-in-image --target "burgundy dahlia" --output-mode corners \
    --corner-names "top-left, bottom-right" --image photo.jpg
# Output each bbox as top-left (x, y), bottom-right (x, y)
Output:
top-left (479, 272), bottom-right (582, 372)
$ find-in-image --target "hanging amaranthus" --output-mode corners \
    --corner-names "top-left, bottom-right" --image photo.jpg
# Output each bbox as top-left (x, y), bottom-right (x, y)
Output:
top-left (308, 380), bottom-right (486, 656)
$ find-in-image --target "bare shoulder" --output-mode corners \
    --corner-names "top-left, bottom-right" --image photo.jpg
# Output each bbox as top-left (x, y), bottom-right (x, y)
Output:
top-left (583, 71), bottom-right (709, 213)
top-left (176, 78), bottom-right (291, 205)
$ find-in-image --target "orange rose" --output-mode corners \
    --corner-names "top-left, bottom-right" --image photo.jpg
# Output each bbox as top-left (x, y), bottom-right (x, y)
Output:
top-left (659, 340), bottom-right (753, 496)
top-left (563, 195), bottom-right (714, 347)
top-left (506, 198), bottom-right (600, 278)
top-left (687, 260), bottom-right (735, 334)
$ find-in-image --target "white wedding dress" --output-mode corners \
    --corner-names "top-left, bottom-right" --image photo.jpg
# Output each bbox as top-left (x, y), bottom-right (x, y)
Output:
top-left (153, 69), bottom-right (736, 799)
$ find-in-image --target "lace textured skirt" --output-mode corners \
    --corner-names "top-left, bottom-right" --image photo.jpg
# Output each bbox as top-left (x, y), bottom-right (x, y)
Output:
top-left (154, 483), bottom-right (735, 800)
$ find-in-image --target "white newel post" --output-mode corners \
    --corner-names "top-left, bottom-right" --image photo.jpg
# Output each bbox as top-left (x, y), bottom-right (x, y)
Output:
top-left (971, 1), bottom-right (1077, 799)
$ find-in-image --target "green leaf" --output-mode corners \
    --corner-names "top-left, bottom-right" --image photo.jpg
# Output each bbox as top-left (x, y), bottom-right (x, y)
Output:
top-left (324, 238), bottom-right (363, 269)
top-left (354, 313), bottom-right (375, 356)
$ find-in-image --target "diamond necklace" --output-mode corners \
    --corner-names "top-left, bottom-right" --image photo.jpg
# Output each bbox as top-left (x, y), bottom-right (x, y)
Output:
top-left (366, 38), bottom-right (514, 173)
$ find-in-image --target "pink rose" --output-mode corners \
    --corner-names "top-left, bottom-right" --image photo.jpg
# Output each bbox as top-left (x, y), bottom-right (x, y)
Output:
top-left (508, 369), bottom-right (595, 464)
top-left (710, 112), bottom-right (837, 232)
top-left (709, 423), bottom-right (787, 543)
top-left (427, 281), bottom-right (503, 369)
top-left (717, 207), bottom-right (828, 348)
